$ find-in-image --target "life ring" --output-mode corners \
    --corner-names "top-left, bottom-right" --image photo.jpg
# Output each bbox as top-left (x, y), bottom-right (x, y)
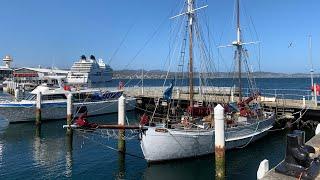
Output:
top-left (155, 128), bottom-right (168, 133)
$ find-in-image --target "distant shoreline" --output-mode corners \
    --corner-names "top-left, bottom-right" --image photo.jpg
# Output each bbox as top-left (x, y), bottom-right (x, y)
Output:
top-left (113, 70), bottom-right (318, 79)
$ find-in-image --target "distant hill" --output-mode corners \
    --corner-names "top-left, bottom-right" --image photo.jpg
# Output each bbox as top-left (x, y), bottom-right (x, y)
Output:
top-left (113, 70), bottom-right (320, 79)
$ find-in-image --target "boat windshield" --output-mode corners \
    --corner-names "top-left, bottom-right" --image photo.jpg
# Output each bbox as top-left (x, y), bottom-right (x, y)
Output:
top-left (42, 94), bottom-right (67, 101)
top-left (25, 94), bottom-right (36, 101)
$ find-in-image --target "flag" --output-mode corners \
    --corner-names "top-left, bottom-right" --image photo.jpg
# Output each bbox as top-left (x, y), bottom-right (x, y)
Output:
top-left (163, 79), bottom-right (175, 100)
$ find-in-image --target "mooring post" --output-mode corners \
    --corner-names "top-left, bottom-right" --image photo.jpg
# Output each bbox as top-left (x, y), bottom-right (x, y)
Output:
top-left (231, 88), bottom-right (234, 102)
top-left (14, 88), bottom-right (19, 101)
top-left (118, 95), bottom-right (126, 153)
top-left (141, 68), bottom-right (144, 96)
top-left (35, 91), bottom-right (42, 126)
top-left (302, 96), bottom-right (306, 108)
top-left (117, 149), bottom-right (125, 179)
top-left (314, 83), bottom-right (317, 107)
top-left (66, 93), bottom-right (73, 135)
top-left (316, 124), bottom-right (320, 135)
top-left (214, 104), bottom-right (225, 179)
top-left (257, 159), bottom-right (269, 179)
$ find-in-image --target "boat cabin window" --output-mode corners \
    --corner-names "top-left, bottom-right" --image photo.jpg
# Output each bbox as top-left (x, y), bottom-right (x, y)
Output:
top-left (25, 94), bottom-right (36, 101)
top-left (42, 94), bottom-right (67, 101)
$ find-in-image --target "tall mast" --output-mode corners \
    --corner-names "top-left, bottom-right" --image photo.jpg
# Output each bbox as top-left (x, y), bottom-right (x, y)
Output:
top-left (235, 0), bottom-right (242, 102)
top-left (188, 0), bottom-right (194, 107)
top-left (170, 0), bottom-right (207, 107)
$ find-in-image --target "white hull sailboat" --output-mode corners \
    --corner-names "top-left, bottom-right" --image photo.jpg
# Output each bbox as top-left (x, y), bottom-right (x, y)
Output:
top-left (140, 0), bottom-right (275, 162)
top-left (141, 112), bottom-right (274, 162)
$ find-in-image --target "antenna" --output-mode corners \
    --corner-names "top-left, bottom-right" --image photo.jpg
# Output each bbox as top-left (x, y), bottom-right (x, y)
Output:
top-left (309, 35), bottom-right (314, 87)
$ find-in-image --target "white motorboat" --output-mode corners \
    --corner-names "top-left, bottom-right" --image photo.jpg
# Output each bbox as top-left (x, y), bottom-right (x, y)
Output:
top-left (0, 84), bottom-right (136, 123)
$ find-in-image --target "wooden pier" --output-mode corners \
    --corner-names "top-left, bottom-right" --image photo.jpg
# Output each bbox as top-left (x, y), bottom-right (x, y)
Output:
top-left (123, 86), bottom-right (320, 120)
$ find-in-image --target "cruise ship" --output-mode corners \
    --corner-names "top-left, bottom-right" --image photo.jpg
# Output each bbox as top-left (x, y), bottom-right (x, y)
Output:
top-left (67, 55), bottom-right (113, 85)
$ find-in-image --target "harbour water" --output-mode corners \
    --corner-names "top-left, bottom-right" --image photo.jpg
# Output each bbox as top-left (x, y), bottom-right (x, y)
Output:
top-left (0, 78), bottom-right (317, 179)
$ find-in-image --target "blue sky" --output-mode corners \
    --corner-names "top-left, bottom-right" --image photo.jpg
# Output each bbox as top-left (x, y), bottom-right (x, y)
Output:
top-left (0, 0), bottom-right (319, 73)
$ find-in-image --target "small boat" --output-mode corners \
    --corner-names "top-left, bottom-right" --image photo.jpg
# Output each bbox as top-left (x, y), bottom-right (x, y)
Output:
top-left (139, 0), bottom-right (275, 162)
top-left (0, 84), bottom-right (136, 123)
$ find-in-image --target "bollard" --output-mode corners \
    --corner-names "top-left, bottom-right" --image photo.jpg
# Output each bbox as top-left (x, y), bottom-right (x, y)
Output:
top-left (316, 124), bottom-right (320, 135)
top-left (118, 95), bottom-right (126, 153)
top-left (314, 83), bottom-right (317, 107)
top-left (231, 88), bottom-right (234, 102)
top-left (257, 159), bottom-right (269, 179)
top-left (66, 93), bottom-right (73, 135)
top-left (141, 68), bottom-right (144, 96)
top-left (302, 96), bottom-right (306, 108)
top-left (14, 89), bottom-right (19, 101)
top-left (35, 91), bottom-right (42, 125)
top-left (214, 104), bottom-right (225, 179)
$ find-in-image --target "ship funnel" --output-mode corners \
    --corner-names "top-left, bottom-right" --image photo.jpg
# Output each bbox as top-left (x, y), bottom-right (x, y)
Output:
top-left (80, 55), bottom-right (86, 60)
top-left (90, 55), bottom-right (96, 60)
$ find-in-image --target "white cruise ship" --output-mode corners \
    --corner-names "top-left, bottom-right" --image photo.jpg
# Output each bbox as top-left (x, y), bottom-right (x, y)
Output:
top-left (67, 55), bottom-right (113, 85)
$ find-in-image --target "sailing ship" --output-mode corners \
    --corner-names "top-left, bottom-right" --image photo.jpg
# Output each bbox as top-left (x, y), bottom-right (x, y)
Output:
top-left (140, 0), bottom-right (275, 162)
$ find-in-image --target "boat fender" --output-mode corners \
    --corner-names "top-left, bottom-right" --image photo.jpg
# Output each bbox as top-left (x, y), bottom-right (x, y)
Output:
top-left (140, 113), bottom-right (149, 125)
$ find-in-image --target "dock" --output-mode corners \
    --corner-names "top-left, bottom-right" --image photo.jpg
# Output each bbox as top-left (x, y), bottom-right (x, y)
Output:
top-left (123, 86), bottom-right (320, 120)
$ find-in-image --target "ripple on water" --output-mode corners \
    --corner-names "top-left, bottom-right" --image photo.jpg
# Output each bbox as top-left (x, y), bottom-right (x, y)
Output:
top-left (0, 117), bottom-right (9, 133)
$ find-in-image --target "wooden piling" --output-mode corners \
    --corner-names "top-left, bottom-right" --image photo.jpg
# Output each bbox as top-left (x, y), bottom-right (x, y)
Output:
top-left (35, 91), bottom-right (42, 126)
top-left (66, 93), bottom-right (73, 135)
top-left (65, 134), bottom-right (73, 177)
top-left (118, 95), bottom-right (126, 153)
top-left (117, 151), bottom-right (125, 179)
top-left (214, 104), bottom-right (225, 179)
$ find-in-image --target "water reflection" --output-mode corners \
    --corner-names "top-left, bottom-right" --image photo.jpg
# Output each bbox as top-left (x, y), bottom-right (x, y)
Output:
top-left (32, 125), bottom-right (65, 167)
top-left (65, 135), bottom-right (73, 177)
top-left (0, 118), bottom-right (9, 134)
top-left (117, 152), bottom-right (125, 179)
top-left (143, 158), bottom-right (214, 180)
top-left (0, 119), bottom-right (8, 165)
top-left (0, 141), bottom-right (4, 168)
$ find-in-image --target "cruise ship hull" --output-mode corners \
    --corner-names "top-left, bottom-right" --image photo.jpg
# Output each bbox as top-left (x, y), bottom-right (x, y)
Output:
top-left (0, 98), bottom-right (136, 123)
top-left (67, 73), bottom-right (112, 84)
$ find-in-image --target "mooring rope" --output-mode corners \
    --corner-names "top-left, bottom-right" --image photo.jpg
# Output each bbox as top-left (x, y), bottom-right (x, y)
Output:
top-left (75, 129), bottom-right (145, 159)
top-left (267, 106), bottom-right (310, 132)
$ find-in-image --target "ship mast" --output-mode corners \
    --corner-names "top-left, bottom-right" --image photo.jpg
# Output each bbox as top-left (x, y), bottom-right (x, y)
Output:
top-left (170, 0), bottom-right (207, 107)
top-left (233, 0), bottom-right (242, 102)
top-left (218, 0), bottom-right (259, 101)
top-left (188, 0), bottom-right (195, 107)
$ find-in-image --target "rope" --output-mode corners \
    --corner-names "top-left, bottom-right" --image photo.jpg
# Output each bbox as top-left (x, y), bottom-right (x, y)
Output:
top-left (236, 120), bottom-right (261, 149)
top-left (75, 128), bottom-right (145, 159)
